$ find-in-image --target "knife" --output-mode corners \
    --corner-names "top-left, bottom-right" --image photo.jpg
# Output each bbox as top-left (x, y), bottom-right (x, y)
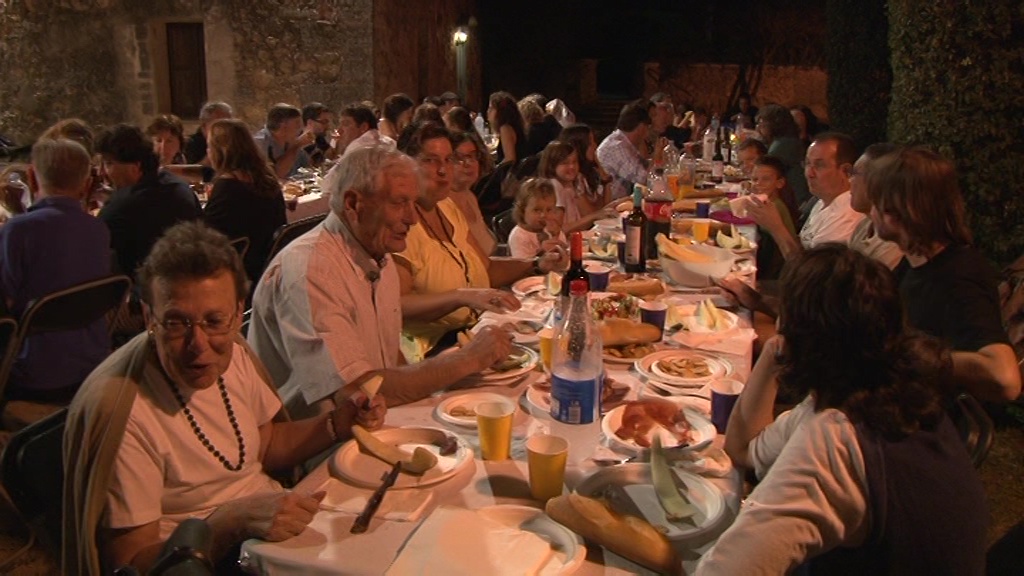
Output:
top-left (350, 461), bottom-right (402, 534)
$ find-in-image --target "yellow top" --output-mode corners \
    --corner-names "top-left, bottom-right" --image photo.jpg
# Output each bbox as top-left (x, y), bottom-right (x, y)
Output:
top-left (395, 198), bottom-right (489, 361)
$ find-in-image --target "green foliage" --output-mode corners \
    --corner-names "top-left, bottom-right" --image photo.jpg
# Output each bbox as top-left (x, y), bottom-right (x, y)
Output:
top-left (888, 1), bottom-right (1024, 265)
top-left (825, 0), bottom-right (891, 151)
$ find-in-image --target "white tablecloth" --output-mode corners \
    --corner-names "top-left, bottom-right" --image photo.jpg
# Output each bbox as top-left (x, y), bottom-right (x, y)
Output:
top-left (288, 192), bottom-right (329, 223)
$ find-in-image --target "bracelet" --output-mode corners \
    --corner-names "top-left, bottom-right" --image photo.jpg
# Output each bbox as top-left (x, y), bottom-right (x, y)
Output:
top-left (325, 412), bottom-right (339, 443)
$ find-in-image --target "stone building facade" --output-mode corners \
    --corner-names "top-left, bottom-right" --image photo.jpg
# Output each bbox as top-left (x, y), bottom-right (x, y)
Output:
top-left (0, 0), bottom-right (479, 141)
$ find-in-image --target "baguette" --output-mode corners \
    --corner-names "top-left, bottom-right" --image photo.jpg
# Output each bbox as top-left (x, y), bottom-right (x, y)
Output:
top-left (600, 318), bottom-right (662, 348)
top-left (545, 493), bottom-right (682, 575)
top-left (607, 275), bottom-right (665, 297)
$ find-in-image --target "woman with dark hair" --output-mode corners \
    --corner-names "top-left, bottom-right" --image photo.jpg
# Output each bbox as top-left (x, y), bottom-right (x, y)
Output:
top-left (395, 122), bottom-right (565, 360)
top-left (698, 245), bottom-right (987, 575)
top-left (487, 91), bottom-right (529, 166)
top-left (448, 130), bottom-right (497, 255)
top-left (145, 115), bottom-right (187, 166)
top-left (791, 105), bottom-right (822, 148)
top-left (755, 104), bottom-right (809, 209)
top-left (203, 119), bottom-right (287, 283)
top-left (443, 106), bottom-right (474, 133)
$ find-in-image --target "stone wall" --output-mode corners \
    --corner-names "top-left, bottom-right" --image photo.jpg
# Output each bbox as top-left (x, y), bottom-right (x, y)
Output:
top-left (642, 62), bottom-right (829, 122)
top-left (0, 0), bottom-right (479, 143)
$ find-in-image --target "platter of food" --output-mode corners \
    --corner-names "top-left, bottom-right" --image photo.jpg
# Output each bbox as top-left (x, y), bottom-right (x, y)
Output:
top-left (330, 426), bottom-right (472, 489)
top-left (634, 350), bottom-right (729, 388)
top-left (601, 398), bottom-right (716, 453)
top-left (590, 292), bottom-right (641, 321)
top-left (436, 392), bottom-right (517, 428)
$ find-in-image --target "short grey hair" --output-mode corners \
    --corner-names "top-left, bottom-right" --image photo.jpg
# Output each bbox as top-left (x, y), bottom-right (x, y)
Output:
top-left (31, 138), bottom-right (91, 191)
top-left (324, 144), bottom-right (419, 215)
top-left (199, 101), bottom-right (233, 124)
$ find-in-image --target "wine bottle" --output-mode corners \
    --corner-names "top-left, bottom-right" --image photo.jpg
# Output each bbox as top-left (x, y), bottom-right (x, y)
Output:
top-left (560, 231), bottom-right (589, 298)
top-left (624, 184), bottom-right (647, 273)
top-left (712, 128), bottom-right (724, 184)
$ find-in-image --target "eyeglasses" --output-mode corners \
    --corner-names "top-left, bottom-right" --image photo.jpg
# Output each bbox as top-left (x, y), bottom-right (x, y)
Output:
top-left (454, 151), bottom-right (483, 166)
top-left (418, 155), bottom-right (455, 171)
top-left (156, 313), bottom-right (237, 339)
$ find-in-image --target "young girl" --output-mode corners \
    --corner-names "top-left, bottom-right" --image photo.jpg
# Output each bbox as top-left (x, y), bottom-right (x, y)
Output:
top-left (508, 178), bottom-right (566, 258)
top-left (539, 141), bottom-right (614, 233)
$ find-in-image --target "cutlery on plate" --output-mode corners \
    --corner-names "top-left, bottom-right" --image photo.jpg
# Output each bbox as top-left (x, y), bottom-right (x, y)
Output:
top-left (350, 461), bottom-right (402, 534)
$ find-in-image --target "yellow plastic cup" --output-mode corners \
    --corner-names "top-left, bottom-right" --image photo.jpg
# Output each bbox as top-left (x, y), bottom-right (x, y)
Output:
top-left (526, 434), bottom-right (568, 502)
top-left (691, 218), bottom-right (711, 244)
top-left (476, 401), bottom-right (515, 460)
top-left (537, 327), bottom-right (554, 371)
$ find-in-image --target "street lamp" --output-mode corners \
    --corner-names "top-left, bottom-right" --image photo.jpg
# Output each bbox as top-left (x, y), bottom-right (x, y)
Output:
top-left (453, 27), bottom-right (469, 46)
top-left (453, 26), bottom-right (469, 103)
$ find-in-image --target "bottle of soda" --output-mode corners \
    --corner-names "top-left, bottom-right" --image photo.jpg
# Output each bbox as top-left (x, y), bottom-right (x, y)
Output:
top-left (643, 168), bottom-right (673, 260)
top-left (624, 184), bottom-right (646, 273)
top-left (550, 277), bottom-right (603, 465)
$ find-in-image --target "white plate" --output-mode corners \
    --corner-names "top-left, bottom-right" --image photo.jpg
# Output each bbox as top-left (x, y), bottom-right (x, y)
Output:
top-left (601, 399), bottom-right (716, 453)
top-left (574, 463), bottom-right (726, 542)
top-left (640, 381), bottom-right (713, 403)
top-left (635, 350), bottom-right (728, 388)
top-left (329, 427), bottom-right (472, 489)
top-left (436, 392), bottom-right (516, 428)
top-left (473, 317), bottom-right (542, 346)
top-left (666, 306), bottom-right (740, 333)
top-left (525, 383), bottom-right (552, 414)
top-left (477, 505), bottom-right (586, 575)
top-left (476, 344), bottom-right (539, 382)
top-left (512, 275), bottom-right (557, 300)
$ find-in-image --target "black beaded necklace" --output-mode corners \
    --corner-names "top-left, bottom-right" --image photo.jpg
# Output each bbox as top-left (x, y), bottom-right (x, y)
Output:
top-left (168, 377), bottom-right (246, 472)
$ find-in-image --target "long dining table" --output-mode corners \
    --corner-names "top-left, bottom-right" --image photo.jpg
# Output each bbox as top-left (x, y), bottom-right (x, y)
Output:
top-left (241, 212), bottom-right (760, 574)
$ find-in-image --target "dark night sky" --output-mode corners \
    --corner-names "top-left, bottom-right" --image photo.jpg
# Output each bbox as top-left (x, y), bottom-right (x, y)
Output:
top-left (478, 0), bottom-right (826, 99)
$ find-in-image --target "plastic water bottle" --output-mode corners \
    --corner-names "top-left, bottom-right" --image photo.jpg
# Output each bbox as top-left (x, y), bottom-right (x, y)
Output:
top-left (549, 278), bottom-right (603, 465)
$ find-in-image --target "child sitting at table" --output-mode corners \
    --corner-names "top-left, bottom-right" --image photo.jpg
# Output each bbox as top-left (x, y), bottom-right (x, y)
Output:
top-left (507, 177), bottom-right (566, 258)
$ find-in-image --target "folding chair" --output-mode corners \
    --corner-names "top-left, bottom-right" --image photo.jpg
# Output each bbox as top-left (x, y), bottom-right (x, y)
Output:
top-left (0, 275), bottom-right (132, 415)
top-left (0, 407), bottom-right (67, 569)
top-left (264, 212), bottom-right (328, 270)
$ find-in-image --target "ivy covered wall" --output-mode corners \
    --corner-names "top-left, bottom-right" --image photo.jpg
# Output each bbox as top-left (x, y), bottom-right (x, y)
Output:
top-left (888, 1), bottom-right (1024, 265)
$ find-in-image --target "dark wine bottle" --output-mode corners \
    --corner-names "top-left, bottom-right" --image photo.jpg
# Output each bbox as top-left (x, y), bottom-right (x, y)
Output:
top-left (624, 184), bottom-right (647, 273)
top-left (561, 231), bottom-right (589, 298)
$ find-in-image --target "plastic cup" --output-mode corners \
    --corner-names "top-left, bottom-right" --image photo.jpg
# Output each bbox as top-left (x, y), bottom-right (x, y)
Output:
top-left (666, 173), bottom-right (681, 200)
top-left (526, 434), bottom-right (568, 502)
top-left (691, 218), bottom-right (712, 243)
top-left (586, 263), bottom-right (611, 291)
top-left (711, 378), bottom-right (744, 434)
top-left (537, 327), bottom-right (554, 371)
top-left (639, 301), bottom-right (668, 338)
top-left (476, 401), bottom-right (515, 460)
top-left (695, 200), bottom-right (711, 218)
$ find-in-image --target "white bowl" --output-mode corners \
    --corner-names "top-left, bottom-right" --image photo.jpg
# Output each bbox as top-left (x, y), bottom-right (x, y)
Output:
top-left (660, 244), bottom-right (735, 288)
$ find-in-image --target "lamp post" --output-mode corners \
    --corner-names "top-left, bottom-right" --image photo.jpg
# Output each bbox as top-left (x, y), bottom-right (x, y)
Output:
top-left (453, 26), bottom-right (469, 104)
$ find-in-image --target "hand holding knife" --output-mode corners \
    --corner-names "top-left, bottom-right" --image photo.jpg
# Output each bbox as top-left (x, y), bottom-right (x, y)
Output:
top-left (350, 461), bottom-right (402, 534)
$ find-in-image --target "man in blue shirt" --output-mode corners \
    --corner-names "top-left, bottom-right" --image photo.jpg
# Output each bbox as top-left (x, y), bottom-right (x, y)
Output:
top-left (0, 138), bottom-right (113, 402)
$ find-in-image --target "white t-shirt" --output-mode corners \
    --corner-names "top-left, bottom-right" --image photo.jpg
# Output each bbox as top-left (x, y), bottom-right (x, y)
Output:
top-left (798, 191), bottom-right (864, 249)
top-left (507, 226), bottom-right (566, 259)
top-left (105, 343), bottom-right (284, 539)
top-left (696, 401), bottom-right (869, 575)
top-left (553, 180), bottom-right (582, 225)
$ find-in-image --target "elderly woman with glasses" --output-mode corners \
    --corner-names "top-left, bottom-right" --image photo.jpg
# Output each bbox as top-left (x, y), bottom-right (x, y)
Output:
top-left (394, 122), bottom-right (567, 361)
top-left (64, 222), bottom-right (386, 575)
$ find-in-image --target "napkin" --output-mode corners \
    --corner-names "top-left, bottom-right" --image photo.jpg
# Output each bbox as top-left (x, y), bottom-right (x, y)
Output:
top-left (317, 478), bottom-right (434, 522)
top-left (670, 326), bottom-right (755, 356)
top-left (386, 506), bottom-right (554, 576)
top-left (673, 447), bottom-right (732, 478)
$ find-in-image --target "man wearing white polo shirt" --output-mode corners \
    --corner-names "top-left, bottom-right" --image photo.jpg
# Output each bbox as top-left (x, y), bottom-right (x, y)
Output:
top-left (748, 132), bottom-right (863, 261)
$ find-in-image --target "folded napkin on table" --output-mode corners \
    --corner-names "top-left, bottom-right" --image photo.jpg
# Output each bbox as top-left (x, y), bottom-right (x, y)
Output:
top-left (317, 478), bottom-right (433, 522)
top-left (386, 506), bottom-right (555, 576)
top-left (670, 327), bottom-right (755, 356)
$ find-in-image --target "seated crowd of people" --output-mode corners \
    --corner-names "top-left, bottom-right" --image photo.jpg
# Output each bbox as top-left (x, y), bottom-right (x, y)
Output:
top-left (0, 87), bottom-right (1018, 575)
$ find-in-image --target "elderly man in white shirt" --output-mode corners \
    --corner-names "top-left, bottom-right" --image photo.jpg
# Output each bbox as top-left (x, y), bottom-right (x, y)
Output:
top-left (248, 145), bottom-right (511, 417)
top-left (748, 132), bottom-right (864, 261)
